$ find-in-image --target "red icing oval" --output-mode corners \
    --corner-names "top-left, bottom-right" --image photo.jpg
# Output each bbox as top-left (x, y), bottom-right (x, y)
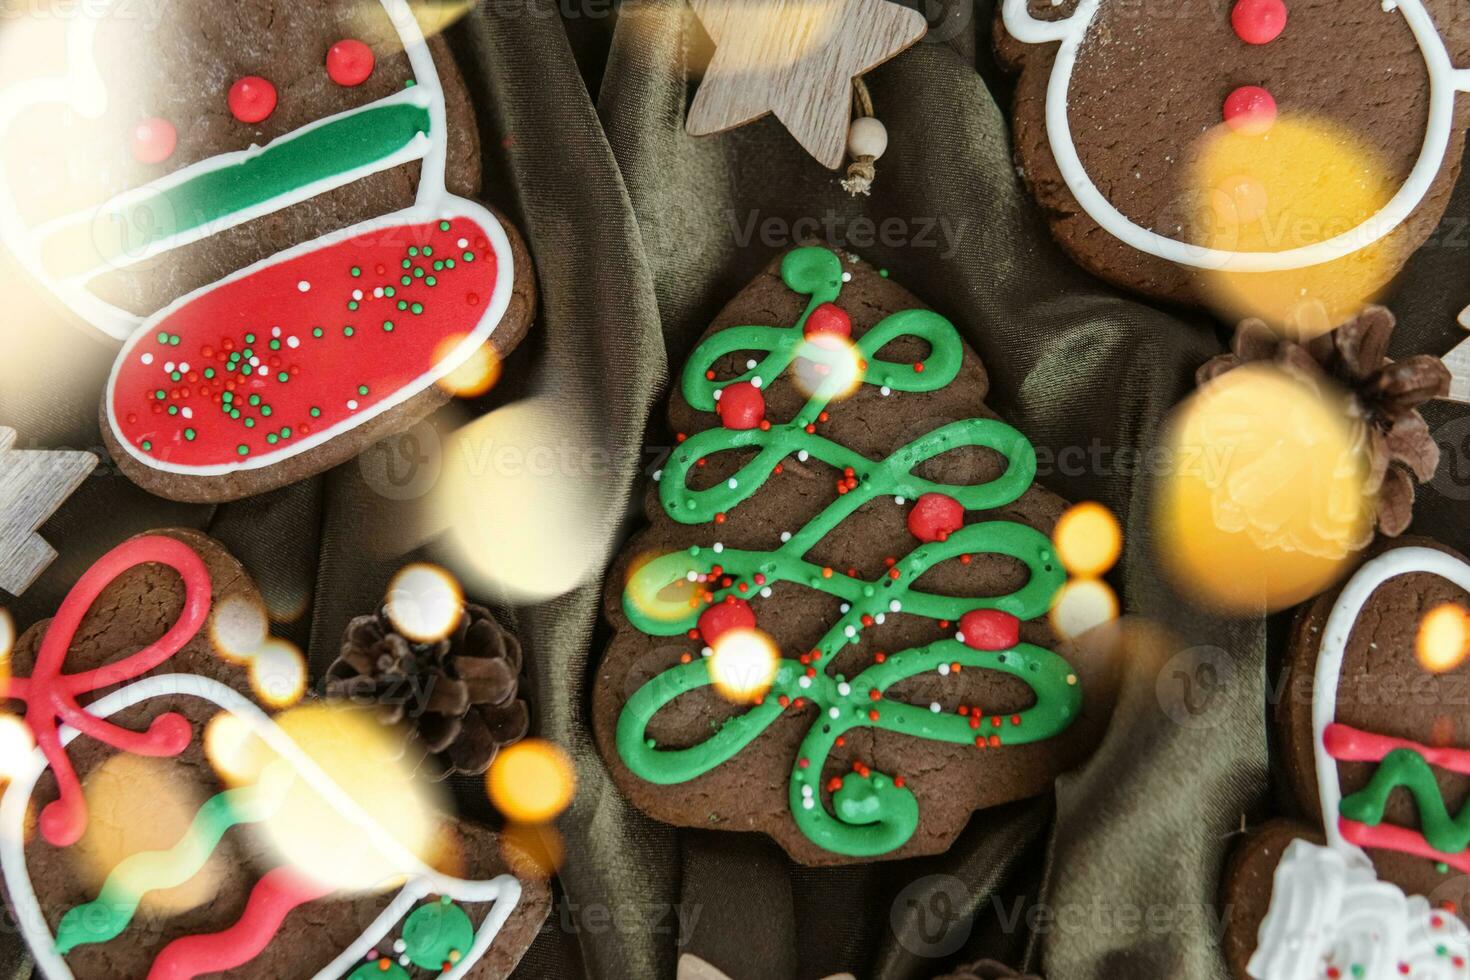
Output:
top-left (131, 118), bottom-right (177, 164)
top-left (959, 609), bottom-right (1020, 652)
top-left (699, 598), bottom-right (756, 645)
top-left (110, 216), bottom-right (499, 471)
top-left (717, 381), bottom-right (765, 430)
top-left (326, 39), bottom-right (376, 87)
top-left (907, 492), bottom-right (964, 542)
top-left (228, 76), bottom-right (278, 124)
top-left (804, 302), bottom-right (852, 339)
top-left (1231, 0), bottom-right (1287, 45)
top-left (1223, 86), bottom-right (1277, 134)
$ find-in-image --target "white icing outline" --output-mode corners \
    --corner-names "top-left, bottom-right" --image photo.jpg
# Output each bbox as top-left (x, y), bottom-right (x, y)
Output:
top-left (1247, 547), bottom-right (1470, 979)
top-left (0, 0), bottom-right (495, 340)
top-left (101, 196), bottom-right (515, 476)
top-left (1000, 0), bottom-right (1470, 272)
top-left (0, 673), bottom-right (523, 980)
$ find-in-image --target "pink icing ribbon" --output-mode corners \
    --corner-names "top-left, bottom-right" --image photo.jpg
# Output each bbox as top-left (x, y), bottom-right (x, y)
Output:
top-left (3, 535), bottom-right (211, 846)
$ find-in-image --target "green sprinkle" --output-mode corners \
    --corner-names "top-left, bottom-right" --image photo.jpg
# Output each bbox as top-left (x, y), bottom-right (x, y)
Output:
top-left (409, 247), bottom-right (419, 257)
top-left (270, 339), bottom-right (281, 351)
top-left (168, 405), bottom-right (178, 415)
top-left (184, 429), bottom-right (195, 441)
top-left (383, 320), bottom-right (395, 332)
top-left (385, 287), bottom-right (396, 297)
top-left (249, 394), bottom-right (261, 406)
top-left (463, 252), bottom-right (475, 262)
top-left (401, 276), bottom-right (412, 286)
top-left (423, 246), bottom-right (433, 257)
top-left (402, 259), bottom-right (412, 269)
top-left (242, 348), bottom-right (254, 359)
top-left (237, 445), bottom-right (249, 456)
top-left (244, 418), bottom-right (255, 428)
top-left (348, 301), bottom-right (359, 311)
top-left (141, 440), bottom-right (152, 451)
top-left (357, 385), bottom-right (369, 396)
top-left (204, 368), bottom-right (216, 379)
top-left (398, 300), bottom-right (408, 311)
top-left (425, 277), bottom-right (436, 288)
top-left (170, 371), bottom-right (182, 382)
top-left (350, 266), bottom-right (362, 277)
top-left (277, 372), bottom-right (289, 383)
top-left (156, 331), bottom-right (169, 343)
top-left (267, 434), bottom-right (279, 445)
top-left (880, 269), bottom-right (890, 278)
top-left (245, 333), bottom-right (255, 344)
top-left (281, 427), bottom-right (292, 438)
top-left (230, 409), bottom-right (241, 419)
top-left (445, 259), bottom-right (456, 269)
top-left (433, 261), bottom-right (444, 271)
top-left (169, 334), bottom-right (181, 345)
top-left (241, 365), bottom-right (253, 376)
top-left (261, 406), bottom-right (272, 417)
top-left (344, 326), bottom-right (355, 337)
top-left (154, 389), bottom-right (166, 400)
top-left (310, 407), bottom-right (322, 418)
top-left (439, 221), bottom-right (450, 232)
top-left (414, 268), bottom-right (425, 278)
top-left (312, 327), bottom-right (324, 338)
top-left (411, 303), bottom-right (423, 314)
top-left (223, 391), bottom-right (234, 403)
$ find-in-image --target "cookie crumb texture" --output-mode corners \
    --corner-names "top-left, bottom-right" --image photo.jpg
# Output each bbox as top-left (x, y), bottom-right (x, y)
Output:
top-left (997, 0), bottom-right (1470, 303)
top-left (592, 248), bottom-right (1112, 866)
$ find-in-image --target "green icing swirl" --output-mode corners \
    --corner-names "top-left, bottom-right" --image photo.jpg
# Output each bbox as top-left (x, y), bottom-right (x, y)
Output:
top-left (615, 246), bottom-right (1079, 857)
top-left (1341, 747), bottom-right (1470, 854)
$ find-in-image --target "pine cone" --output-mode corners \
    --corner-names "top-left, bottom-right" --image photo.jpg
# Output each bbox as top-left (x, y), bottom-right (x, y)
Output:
top-left (1196, 306), bottom-right (1450, 536)
top-left (325, 604), bottom-right (530, 778)
top-left (934, 961), bottom-right (1041, 980)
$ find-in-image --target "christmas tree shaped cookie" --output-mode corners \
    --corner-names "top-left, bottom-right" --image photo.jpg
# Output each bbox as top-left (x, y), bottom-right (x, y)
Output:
top-left (0, 530), bottom-right (549, 978)
top-left (592, 246), bottom-right (1109, 865)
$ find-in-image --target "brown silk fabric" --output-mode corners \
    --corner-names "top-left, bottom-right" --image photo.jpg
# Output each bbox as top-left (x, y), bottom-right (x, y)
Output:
top-left (5, 1), bottom-right (1470, 978)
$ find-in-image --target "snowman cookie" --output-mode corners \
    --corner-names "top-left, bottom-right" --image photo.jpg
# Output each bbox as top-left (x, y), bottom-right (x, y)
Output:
top-left (1221, 540), bottom-right (1470, 979)
top-left (0, 530), bottom-right (550, 978)
top-left (997, 0), bottom-right (1470, 308)
top-left (0, 0), bottom-right (535, 501)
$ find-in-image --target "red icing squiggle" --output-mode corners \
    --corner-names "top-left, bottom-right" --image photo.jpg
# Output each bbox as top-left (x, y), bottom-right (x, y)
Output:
top-left (3, 535), bottom-right (210, 847)
top-left (1324, 722), bottom-right (1470, 777)
top-left (1339, 817), bottom-right (1470, 875)
top-left (146, 867), bottom-right (333, 980)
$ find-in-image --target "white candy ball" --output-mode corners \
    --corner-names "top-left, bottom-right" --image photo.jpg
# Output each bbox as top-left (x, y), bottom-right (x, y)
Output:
top-left (847, 117), bottom-right (888, 160)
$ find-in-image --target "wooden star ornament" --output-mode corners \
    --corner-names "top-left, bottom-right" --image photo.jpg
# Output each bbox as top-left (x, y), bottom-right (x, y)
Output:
top-left (686, 0), bottom-right (927, 168)
top-left (0, 428), bottom-right (96, 596)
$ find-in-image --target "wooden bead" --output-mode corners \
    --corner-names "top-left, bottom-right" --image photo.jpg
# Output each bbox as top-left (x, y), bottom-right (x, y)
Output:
top-left (846, 117), bottom-right (888, 161)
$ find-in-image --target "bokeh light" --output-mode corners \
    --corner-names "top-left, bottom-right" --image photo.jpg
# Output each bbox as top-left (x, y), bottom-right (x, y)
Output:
top-left (0, 713), bottom-right (35, 785)
top-left (707, 628), bottom-right (780, 703)
top-left (1049, 579), bottom-right (1120, 641)
top-left (235, 703), bottom-right (450, 893)
top-left (500, 822), bottom-right (564, 879)
top-left (791, 336), bottom-right (865, 402)
top-left (73, 755), bottom-right (222, 917)
top-left (209, 594), bottom-right (270, 664)
top-left (1053, 502), bottom-right (1122, 578)
top-left (203, 711), bottom-right (261, 787)
top-left (486, 739), bottom-right (575, 825)
top-left (1155, 363), bottom-right (1371, 614)
top-left (1417, 603), bottom-right (1470, 675)
top-left (434, 397), bottom-right (607, 602)
top-left (1191, 114), bottom-right (1400, 338)
top-left (0, 608), bottom-right (12, 698)
top-left (434, 335), bottom-right (502, 398)
top-left (623, 552), bottom-right (705, 625)
top-left (385, 564), bottom-right (464, 643)
top-left (247, 639), bottom-right (308, 709)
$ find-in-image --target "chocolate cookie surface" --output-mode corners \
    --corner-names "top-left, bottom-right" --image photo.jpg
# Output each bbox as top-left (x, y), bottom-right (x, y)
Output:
top-left (997, 0), bottom-right (1470, 312)
top-left (592, 246), bottom-right (1111, 866)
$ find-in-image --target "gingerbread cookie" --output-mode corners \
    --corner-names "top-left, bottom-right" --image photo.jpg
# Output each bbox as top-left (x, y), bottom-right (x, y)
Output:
top-left (0, 0), bottom-right (535, 501)
top-left (1223, 540), bottom-right (1470, 978)
top-left (0, 530), bottom-right (549, 978)
top-left (996, 0), bottom-right (1470, 309)
top-left (591, 246), bottom-right (1110, 866)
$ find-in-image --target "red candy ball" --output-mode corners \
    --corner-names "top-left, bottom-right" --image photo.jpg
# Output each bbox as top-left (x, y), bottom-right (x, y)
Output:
top-left (1231, 0), bottom-right (1287, 45)
top-left (1223, 86), bottom-right (1277, 134)
top-left (327, 39), bottom-right (376, 87)
top-left (907, 492), bottom-right (964, 543)
top-left (228, 75), bottom-right (278, 124)
top-left (805, 302), bottom-right (852, 339)
top-left (699, 597), bottom-right (756, 645)
top-left (717, 381), bottom-right (765, 430)
top-left (959, 609), bottom-right (1020, 652)
top-left (131, 117), bottom-right (177, 164)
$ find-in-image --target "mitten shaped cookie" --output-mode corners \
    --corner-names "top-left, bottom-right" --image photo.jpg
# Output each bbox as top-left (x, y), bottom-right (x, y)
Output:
top-left (1222, 540), bottom-right (1470, 979)
top-left (0, 530), bottom-right (549, 979)
top-left (0, 0), bottom-right (535, 501)
top-left (592, 246), bottom-right (1110, 866)
top-left (996, 0), bottom-right (1470, 312)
